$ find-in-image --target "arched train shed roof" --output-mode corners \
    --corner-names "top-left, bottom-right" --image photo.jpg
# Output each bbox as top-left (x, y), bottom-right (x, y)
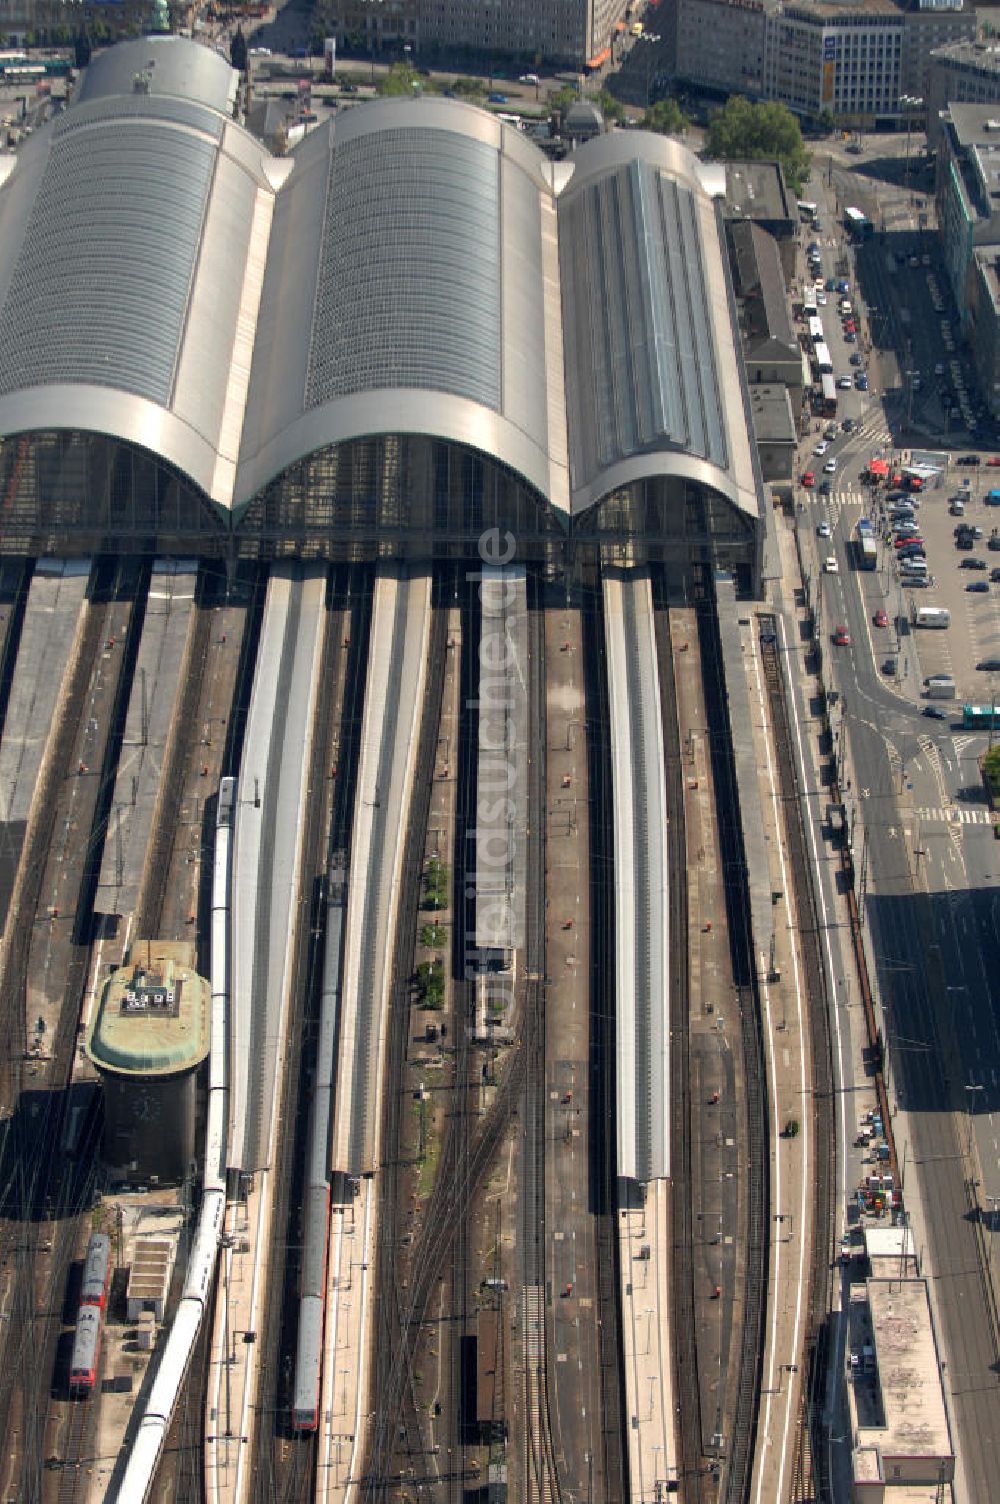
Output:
top-left (0, 40), bottom-right (761, 531)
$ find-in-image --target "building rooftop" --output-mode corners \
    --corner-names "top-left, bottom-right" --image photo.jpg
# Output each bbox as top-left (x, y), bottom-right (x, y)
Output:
top-left (782, 0), bottom-right (902, 22)
top-left (931, 38), bottom-right (1000, 74)
top-left (863, 1223), bottom-right (919, 1278)
top-left (747, 385), bottom-right (796, 443)
top-left (86, 940), bottom-right (210, 1077)
top-left (724, 161), bottom-right (794, 229)
top-left (942, 100), bottom-right (1000, 151)
top-left (729, 220), bottom-right (797, 350)
top-left (854, 1279), bottom-right (953, 1480)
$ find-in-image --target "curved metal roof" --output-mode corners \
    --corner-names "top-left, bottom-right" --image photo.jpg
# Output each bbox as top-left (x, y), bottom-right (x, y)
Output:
top-left (0, 46), bottom-right (760, 531)
top-left (236, 97), bottom-right (569, 514)
top-left (0, 37), bottom-right (273, 509)
top-left (557, 132), bottom-right (760, 521)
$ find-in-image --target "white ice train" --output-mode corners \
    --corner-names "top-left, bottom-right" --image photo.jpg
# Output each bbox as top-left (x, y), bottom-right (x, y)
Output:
top-left (113, 776), bottom-right (235, 1502)
top-left (291, 855), bottom-right (347, 1431)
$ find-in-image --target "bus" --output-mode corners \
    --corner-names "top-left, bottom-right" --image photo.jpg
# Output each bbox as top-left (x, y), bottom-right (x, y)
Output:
top-left (855, 521), bottom-right (877, 569)
top-left (820, 373), bottom-right (838, 416)
top-left (807, 315), bottom-right (825, 346)
top-left (963, 704), bottom-right (1000, 729)
top-left (844, 206), bottom-right (873, 240)
top-left (1, 62), bottom-right (45, 84)
top-left (814, 341), bottom-right (833, 375)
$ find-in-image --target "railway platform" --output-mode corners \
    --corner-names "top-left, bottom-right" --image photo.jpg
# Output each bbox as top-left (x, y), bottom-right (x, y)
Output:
top-left (93, 560), bottom-right (197, 940)
top-left (0, 558), bottom-right (89, 929)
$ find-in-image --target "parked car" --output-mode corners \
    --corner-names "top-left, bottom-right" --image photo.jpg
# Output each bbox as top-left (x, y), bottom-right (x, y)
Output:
top-left (844, 331), bottom-right (857, 343)
top-left (837, 376), bottom-right (853, 390)
top-left (977, 657), bottom-right (1000, 671)
top-left (967, 580), bottom-right (990, 592)
top-left (874, 609), bottom-right (889, 627)
top-left (958, 454), bottom-right (981, 465)
top-left (856, 376), bottom-right (869, 391)
top-left (850, 353), bottom-right (863, 366)
top-left (923, 705), bottom-right (948, 718)
top-left (961, 557), bottom-right (988, 570)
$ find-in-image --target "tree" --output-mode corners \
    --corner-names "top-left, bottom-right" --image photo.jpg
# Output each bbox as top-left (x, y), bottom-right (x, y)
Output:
top-left (230, 26), bottom-right (247, 73)
top-left (705, 96), bottom-right (811, 195)
top-left (641, 97), bottom-right (689, 138)
top-left (597, 87), bottom-right (625, 125)
top-left (378, 62), bottom-right (425, 97)
top-left (815, 108), bottom-right (835, 136)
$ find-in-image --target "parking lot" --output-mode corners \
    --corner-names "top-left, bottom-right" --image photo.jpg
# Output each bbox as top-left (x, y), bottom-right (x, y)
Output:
top-left (868, 464), bottom-right (1000, 704)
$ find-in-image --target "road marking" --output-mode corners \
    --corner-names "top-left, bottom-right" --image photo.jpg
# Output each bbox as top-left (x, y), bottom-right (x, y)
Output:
top-left (912, 806), bottom-right (993, 825)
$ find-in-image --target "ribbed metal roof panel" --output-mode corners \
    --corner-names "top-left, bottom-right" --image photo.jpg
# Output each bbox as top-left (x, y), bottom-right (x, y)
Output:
top-left (559, 157), bottom-right (728, 496)
top-left (305, 126), bottom-right (502, 413)
top-left (0, 118), bottom-right (216, 405)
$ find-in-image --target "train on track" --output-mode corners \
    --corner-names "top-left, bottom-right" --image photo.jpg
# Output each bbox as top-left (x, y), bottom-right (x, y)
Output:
top-left (113, 776), bottom-right (234, 1500)
top-left (291, 855), bottom-right (347, 1432)
top-left (69, 1232), bottom-right (113, 1394)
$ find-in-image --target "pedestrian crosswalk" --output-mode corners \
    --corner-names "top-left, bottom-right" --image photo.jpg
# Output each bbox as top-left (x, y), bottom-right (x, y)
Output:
top-left (912, 805), bottom-right (994, 825)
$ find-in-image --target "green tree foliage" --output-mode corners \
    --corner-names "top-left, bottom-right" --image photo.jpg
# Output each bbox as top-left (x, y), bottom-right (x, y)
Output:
top-left (597, 87), bottom-right (625, 125)
top-left (378, 61), bottom-right (428, 97)
top-left (415, 958), bottom-right (445, 1009)
top-left (983, 744), bottom-right (1000, 799)
top-left (451, 76), bottom-right (485, 99)
top-left (550, 84), bottom-right (578, 121)
top-left (640, 97), bottom-right (689, 137)
top-left (705, 96), bottom-right (811, 194)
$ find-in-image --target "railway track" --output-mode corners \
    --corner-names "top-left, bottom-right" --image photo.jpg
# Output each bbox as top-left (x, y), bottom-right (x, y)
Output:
top-left (364, 578), bottom-right (450, 1495)
top-left (757, 613), bottom-right (836, 1504)
top-left (651, 586), bottom-right (706, 1504)
top-left (252, 572), bottom-right (345, 1504)
top-left (696, 597), bottom-right (770, 1504)
top-left (521, 572), bottom-right (561, 1504)
top-left (0, 557), bottom-right (153, 1504)
top-left (582, 582), bottom-right (628, 1504)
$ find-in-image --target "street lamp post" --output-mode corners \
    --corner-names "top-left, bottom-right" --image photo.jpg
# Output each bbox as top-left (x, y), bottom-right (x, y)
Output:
top-left (901, 95), bottom-right (924, 205)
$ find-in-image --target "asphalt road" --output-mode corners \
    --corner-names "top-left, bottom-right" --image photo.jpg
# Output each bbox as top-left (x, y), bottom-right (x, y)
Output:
top-left (788, 147), bottom-right (1000, 1498)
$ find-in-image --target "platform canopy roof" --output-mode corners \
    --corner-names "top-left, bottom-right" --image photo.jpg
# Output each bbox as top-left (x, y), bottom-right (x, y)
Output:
top-left (0, 37), bottom-right (761, 527)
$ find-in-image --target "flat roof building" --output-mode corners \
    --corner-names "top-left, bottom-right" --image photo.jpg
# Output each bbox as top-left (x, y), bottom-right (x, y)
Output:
top-left (86, 940), bottom-right (210, 1182)
top-left (928, 39), bottom-right (1000, 147)
top-left (849, 1277), bottom-right (955, 1498)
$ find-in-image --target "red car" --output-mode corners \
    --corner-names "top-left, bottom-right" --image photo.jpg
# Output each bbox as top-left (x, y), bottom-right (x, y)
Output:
top-left (988, 456), bottom-right (1000, 467)
top-left (802, 470), bottom-right (815, 487)
top-left (894, 536), bottom-right (923, 549)
top-left (844, 320), bottom-right (857, 332)
top-left (833, 624), bottom-right (851, 646)
top-left (874, 608), bottom-right (889, 627)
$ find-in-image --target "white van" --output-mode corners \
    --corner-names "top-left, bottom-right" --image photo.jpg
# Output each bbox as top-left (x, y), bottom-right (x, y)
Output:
top-left (915, 606), bottom-right (951, 628)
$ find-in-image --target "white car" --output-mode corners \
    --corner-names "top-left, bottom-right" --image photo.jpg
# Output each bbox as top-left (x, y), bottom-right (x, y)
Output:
top-left (823, 555), bottom-right (839, 573)
top-left (837, 376), bottom-right (852, 389)
top-left (824, 458), bottom-right (837, 473)
top-left (817, 292), bottom-right (828, 305)
top-left (814, 441), bottom-right (829, 456)
top-left (817, 521), bottom-right (832, 538)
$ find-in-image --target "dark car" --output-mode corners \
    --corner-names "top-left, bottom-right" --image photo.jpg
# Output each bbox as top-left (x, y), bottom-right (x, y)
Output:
top-left (843, 417), bottom-right (856, 432)
top-left (923, 705), bottom-right (948, 719)
top-left (968, 580), bottom-right (990, 592)
top-left (990, 567), bottom-right (1000, 582)
top-left (978, 657), bottom-right (1000, 671)
top-left (962, 557), bottom-right (988, 570)
top-left (958, 454), bottom-right (982, 465)
top-left (856, 376), bottom-right (869, 390)
top-left (850, 353), bottom-right (863, 366)
top-left (844, 331), bottom-right (857, 343)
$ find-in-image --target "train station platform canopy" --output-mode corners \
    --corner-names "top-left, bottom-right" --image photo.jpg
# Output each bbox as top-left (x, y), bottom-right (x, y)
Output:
top-left (0, 37), bottom-right (763, 573)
